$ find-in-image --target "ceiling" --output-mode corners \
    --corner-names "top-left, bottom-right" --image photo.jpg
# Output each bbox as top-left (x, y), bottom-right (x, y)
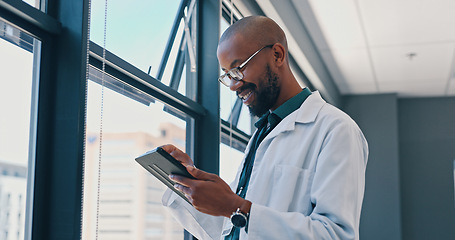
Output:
top-left (236, 0), bottom-right (455, 98)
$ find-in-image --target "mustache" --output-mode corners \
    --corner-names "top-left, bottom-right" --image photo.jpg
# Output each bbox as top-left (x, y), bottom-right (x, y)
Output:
top-left (236, 82), bottom-right (257, 98)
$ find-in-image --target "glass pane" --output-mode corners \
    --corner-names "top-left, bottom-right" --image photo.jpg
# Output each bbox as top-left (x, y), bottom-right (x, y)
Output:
top-left (220, 83), bottom-right (238, 120)
top-left (90, 0), bottom-right (196, 98)
top-left (219, 17), bottom-right (253, 135)
top-left (22, 0), bottom-right (43, 11)
top-left (83, 67), bottom-right (189, 240)
top-left (236, 103), bottom-right (252, 134)
top-left (219, 143), bottom-right (244, 184)
top-left (0, 20), bottom-right (39, 240)
top-left (219, 15), bottom-right (252, 186)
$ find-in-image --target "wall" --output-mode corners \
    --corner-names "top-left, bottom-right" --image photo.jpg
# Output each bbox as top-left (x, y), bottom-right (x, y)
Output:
top-left (398, 97), bottom-right (455, 240)
top-left (343, 94), bottom-right (455, 240)
top-left (343, 94), bottom-right (402, 240)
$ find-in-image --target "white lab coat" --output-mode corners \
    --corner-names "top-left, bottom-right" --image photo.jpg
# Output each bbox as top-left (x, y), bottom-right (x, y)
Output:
top-left (162, 91), bottom-right (368, 240)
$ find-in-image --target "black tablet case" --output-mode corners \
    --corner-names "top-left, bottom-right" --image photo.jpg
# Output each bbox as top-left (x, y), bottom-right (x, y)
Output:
top-left (135, 147), bottom-right (195, 205)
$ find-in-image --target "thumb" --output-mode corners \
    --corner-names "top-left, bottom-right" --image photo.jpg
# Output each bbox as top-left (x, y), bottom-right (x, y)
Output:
top-left (186, 165), bottom-right (213, 180)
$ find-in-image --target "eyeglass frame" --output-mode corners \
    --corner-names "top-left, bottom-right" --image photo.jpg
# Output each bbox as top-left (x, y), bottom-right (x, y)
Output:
top-left (218, 44), bottom-right (275, 87)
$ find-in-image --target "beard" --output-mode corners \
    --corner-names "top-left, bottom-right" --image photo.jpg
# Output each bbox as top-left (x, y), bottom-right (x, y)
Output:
top-left (240, 65), bottom-right (280, 117)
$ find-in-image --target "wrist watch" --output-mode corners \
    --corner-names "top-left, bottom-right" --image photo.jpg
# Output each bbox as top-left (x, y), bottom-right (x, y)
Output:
top-left (230, 208), bottom-right (249, 228)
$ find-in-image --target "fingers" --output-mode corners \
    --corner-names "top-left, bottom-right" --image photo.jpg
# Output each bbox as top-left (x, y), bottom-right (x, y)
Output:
top-left (161, 144), bottom-right (182, 159)
top-left (160, 144), bottom-right (177, 153)
top-left (186, 165), bottom-right (215, 180)
top-left (174, 183), bottom-right (191, 195)
top-left (173, 183), bottom-right (193, 202)
top-left (171, 170), bottom-right (238, 216)
top-left (169, 174), bottom-right (193, 187)
top-left (171, 175), bottom-right (195, 202)
top-left (160, 144), bottom-right (194, 166)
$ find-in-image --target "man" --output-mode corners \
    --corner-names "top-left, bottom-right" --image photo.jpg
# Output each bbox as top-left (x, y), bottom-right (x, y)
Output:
top-left (161, 16), bottom-right (368, 240)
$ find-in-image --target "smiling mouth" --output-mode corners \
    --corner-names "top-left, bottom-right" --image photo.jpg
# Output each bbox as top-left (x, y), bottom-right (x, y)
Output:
top-left (239, 90), bottom-right (253, 100)
top-left (237, 83), bottom-right (257, 104)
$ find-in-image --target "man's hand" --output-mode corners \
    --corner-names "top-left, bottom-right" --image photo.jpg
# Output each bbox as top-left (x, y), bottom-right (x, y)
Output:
top-left (161, 144), bottom-right (194, 167)
top-left (170, 165), bottom-right (250, 218)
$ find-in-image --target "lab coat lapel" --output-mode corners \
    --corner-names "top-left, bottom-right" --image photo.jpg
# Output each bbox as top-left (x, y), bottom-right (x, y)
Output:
top-left (259, 91), bottom-right (326, 144)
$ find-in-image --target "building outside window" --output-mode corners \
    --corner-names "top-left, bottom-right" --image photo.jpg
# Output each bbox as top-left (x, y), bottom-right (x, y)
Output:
top-left (82, 0), bottom-right (199, 239)
top-left (0, 19), bottom-right (39, 240)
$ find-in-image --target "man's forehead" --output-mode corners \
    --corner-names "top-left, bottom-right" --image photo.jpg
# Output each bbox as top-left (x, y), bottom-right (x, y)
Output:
top-left (218, 34), bottom-right (243, 53)
top-left (217, 35), bottom-right (256, 69)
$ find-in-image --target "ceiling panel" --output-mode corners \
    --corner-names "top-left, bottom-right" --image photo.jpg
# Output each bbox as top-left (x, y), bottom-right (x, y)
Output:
top-left (259, 0), bottom-right (455, 97)
top-left (320, 48), bottom-right (377, 94)
top-left (359, 0), bottom-right (455, 46)
top-left (336, 81), bottom-right (378, 95)
top-left (370, 43), bottom-right (454, 83)
top-left (305, 0), bottom-right (366, 50)
top-left (379, 81), bottom-right (447, 97)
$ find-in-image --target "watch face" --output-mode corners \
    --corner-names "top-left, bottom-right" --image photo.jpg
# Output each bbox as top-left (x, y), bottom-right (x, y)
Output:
top-left (231, 214), bottom-right (247, 228)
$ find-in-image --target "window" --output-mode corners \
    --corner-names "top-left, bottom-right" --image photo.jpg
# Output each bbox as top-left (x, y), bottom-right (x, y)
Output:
top-left (22, 0), bottom-right (43, 10)
top-left (90, 0), bottom-right (180, 76)
top-left (219, 15), bottom-right (254, 136)
top-left (218, 2), bottom-right (253, 182)
top-left (83, 0), bottom-right (210, 238)
top-left (82, 67), bottom-right (190, 239)
top-left (0, 19), bottom-right (39, 240)
top-left (90, 0), bottom-right (197, 98)
top-left (1, 0), bottom-right (222, 239)
top-left (219, 143), bottom-right (245, 183)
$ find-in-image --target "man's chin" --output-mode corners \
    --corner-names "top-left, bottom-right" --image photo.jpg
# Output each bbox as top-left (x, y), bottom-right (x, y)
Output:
top-left (247, 104), bottom-right (269, 118)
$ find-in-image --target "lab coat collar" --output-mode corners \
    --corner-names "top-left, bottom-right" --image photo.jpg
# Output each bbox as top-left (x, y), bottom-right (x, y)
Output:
top-left (263, 91), bottom-right (326, 140)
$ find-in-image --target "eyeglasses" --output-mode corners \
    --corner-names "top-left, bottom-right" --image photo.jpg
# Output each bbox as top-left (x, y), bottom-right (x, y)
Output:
top-left (218, 44), bottom-right (274, 87)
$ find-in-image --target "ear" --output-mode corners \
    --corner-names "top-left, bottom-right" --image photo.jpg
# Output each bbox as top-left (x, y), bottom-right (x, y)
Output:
top-left (272, 43), bottom-right (286, 67)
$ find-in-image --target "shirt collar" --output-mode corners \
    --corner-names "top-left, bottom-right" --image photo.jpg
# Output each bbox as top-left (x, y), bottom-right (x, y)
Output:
top-left (254, 112), bottom-right (270, 129)
top-left (254, 88), bottom-right (312, 129)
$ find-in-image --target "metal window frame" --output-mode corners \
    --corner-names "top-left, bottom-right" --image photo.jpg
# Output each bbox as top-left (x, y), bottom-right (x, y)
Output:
top-left (156, 0), bottom-right (189, 81)
top-left (0, 0), bottom-right (60, 37)
top-left (0, 1), bottom-right (61, 239)
top-left (219, 2), bottom-right (251, 150)
top-left (30, 0), bottom-right (89, 238)
top-left (0, 0), bottom-right (225, 240)
top-left (193, 0), bottom-right (221, 177)
top-left (89, 42), bottom-right (206, 119)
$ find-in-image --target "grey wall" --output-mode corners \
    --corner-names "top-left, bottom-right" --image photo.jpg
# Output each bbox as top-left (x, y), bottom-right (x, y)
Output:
top-left (398, 97), bottom-right (455, 240)
top-left (342, 94), bottom-right (455, 240)
top-left (343, 94), bottom-right (402, 240)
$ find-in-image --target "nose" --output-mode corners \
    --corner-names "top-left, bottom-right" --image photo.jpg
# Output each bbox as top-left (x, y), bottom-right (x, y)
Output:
top-left (229, 79), bottom-right (244, 92)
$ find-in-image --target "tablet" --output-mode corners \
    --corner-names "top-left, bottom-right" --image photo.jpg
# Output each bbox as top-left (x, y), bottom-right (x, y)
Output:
top-left (135, 147), bottom-right (195, 205)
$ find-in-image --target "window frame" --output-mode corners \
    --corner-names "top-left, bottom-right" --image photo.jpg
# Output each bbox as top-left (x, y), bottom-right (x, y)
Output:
top-left (0, 1), bottom-right (58, 239)
top-left (1, 0), bottom-right (224, 240)
top-left (0, 0), bottom-right (342, 238)
top-left (219, 1), bottom-right (252, 153)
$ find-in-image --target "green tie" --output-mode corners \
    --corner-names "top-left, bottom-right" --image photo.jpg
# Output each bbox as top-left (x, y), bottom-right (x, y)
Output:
top-left (225, 116), bottom-right (272, 240)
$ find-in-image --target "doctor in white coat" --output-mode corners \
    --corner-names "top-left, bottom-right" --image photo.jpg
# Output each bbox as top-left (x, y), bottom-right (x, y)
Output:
top-left (161, 16), bottom-right (368, 240)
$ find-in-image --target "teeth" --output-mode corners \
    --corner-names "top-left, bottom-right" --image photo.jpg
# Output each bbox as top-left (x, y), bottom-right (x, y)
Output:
top-left (241, 90), bottom-right (253, 100)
